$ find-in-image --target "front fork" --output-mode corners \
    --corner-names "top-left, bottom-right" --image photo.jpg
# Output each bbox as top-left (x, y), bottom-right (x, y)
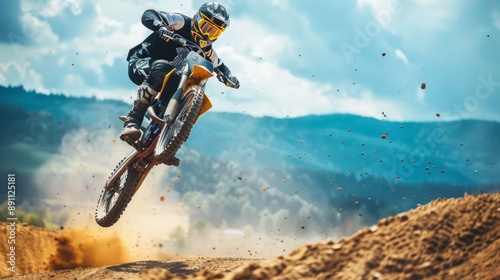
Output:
top-left (146, 63), bottom-right (190, 129)
top-left (163, 64), bottom-right (190, 123)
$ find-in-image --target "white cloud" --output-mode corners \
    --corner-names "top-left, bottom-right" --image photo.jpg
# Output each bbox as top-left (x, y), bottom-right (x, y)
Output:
top-left (19, 12), bottom-right (60, 46)
top-left (97, 0), bottom-right (197, 27)
top-left (357, 0), bottom-right (399, 14)
top-left (357, 0), bottom-right (403, 29)
top-left (492, 10), bottom-right (500, 30)
top-left (416, 87), bottom-right (425, 104)
top-left (63, 73), bottom-right (86, 90)
top-left (94, 4), bottom-right (123, 34)
top-left (205, 7), bottom-right (421, 119)
top-left (202, 16), bottom-right (335, 118)
top-left (331, 88), bottom-right (405, 120)
top-left (0, 61), bottom-right (47, 93)
top-left (360, 0), bottom-right (461, 41)
top-left (0, 0), bottom-right (155, 96)
top-left (207, 41), bottom-right (407, 120)
top-left (394, 49), bottom-right (409, 65)
top-left (2, 0), bottom-right (499, 122)
top-left (205, 15), bottom-right (417, 120)
top-left (20, 0), bottom-right (68, 17)
top-left (271, 0), bottom-right (288, 9)
top-left (207, 47), bottom-right (332, 118)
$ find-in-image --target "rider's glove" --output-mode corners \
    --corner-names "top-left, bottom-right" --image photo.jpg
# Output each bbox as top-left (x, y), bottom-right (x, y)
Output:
top-left (216, 63), bottom-right (240, 89)
top-left (157, 26), bottom-right (173, 41)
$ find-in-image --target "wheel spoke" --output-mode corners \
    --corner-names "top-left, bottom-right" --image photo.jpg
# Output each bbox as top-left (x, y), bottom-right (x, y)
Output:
top-left (104, 192), bottom-right (113, 201)
top-left (115, 187), bottom-right (123, 196)
top-left (96, 154), bottom-right (144, 227)
top-left (99, 170), bottom-right (128, 216)
top-left (173, 119), bottom-right (184, 129)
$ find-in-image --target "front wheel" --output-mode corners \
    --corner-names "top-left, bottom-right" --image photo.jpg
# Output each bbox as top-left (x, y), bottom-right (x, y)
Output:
top-left (154, 85), bottom-right (204, 163)
top-left (95, 153), bottom-right (145, 227)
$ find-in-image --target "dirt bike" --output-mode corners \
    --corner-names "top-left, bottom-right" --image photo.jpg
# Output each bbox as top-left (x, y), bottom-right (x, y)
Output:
top-left (95, 34), bottom-right (220, 227)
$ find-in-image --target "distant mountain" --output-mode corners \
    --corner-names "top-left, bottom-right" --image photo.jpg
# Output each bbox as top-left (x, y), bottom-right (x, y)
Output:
top-left (189, 114), bottom-right (500, 185)
top-left (2, 85), bottom-right (499, 186)
top-left (0, 86), bottom-right (128, 127)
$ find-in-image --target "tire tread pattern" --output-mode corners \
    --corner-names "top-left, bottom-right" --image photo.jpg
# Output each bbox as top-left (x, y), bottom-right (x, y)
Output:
top-left (95, 158), bottom-right (141, 227)
top-left (155, 85), bottom-right (204, 163)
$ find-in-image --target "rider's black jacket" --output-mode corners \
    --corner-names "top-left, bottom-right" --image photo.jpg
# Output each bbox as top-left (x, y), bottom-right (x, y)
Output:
top-left (127, 9), bottom-right (219, 66)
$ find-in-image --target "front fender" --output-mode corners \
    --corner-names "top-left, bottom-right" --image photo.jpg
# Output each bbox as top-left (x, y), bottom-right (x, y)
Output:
top-left (184, 64), bottom-right (213, 116)
top-left (200, 94), bottom-right (212, 116)
top-left (183, 64), bottom-right (214, 93)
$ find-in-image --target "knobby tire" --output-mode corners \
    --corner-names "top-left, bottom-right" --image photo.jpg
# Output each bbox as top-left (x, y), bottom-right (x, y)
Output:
top-left (155, 85), bottom-right (204, 162)
top-left (95, 157), bottom-right (142, 227)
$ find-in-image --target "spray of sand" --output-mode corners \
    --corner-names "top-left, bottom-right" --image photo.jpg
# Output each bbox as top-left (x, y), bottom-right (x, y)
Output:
top-left (49, 228), bottom-right (129, 270)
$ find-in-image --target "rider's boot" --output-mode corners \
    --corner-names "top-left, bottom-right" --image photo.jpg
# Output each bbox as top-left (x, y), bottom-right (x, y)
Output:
top-left (120, 84), bottom-right (158, 143)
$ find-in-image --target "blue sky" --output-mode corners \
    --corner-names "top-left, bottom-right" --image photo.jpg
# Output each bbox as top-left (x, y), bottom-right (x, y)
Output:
top-left (1, 0), bottom-right (499, 121)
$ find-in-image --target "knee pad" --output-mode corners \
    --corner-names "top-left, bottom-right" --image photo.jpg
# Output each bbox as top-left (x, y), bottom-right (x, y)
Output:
top-left (145, 60), bottom-right (175, 92)
top-left (128, 57), bottom-right (151, 86)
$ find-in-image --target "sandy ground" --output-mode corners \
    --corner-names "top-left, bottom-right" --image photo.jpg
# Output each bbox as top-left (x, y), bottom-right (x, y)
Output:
top-left (1, 192), bottom-right (499, 279)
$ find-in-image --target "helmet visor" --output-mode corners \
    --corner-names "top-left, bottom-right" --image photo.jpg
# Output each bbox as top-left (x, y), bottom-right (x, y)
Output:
top-left (198, 14), bottom-right (225, 41)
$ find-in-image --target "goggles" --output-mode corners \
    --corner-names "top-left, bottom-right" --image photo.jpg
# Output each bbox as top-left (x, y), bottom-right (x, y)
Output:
top-left (197, 14), bottom-right (225, 41)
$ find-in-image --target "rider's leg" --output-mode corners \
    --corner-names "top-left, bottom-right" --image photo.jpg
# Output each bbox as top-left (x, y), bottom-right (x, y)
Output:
top-left (120, 84), bottom-right (157, 142)
top-left (120, 59), bottom-right (174, 142)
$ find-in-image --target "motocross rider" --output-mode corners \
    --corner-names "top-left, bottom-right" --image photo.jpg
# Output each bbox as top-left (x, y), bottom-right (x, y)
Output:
top-left (120, 2), bottom-right (240, 163)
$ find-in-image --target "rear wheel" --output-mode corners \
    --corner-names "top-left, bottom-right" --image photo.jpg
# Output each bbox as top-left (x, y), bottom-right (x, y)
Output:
top-left (95, 155), bottom-right (145, 227)
top-left (155, 85), bottom-right (204, 163)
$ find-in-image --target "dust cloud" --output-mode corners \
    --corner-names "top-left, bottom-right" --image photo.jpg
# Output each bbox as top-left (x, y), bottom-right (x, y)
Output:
top-left (49, 228), bottom-right (129, 270)
top-left (34, 128), bottom-right (190, 263)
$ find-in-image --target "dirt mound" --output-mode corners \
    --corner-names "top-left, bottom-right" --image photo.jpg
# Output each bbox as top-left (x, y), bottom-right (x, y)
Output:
top-left (0, 223), bottom-right (56, 276)
top-left (139, 192), bottom-right (500, 280)
top-left (0, 223), bottom-right (131, 277)
top-left (2, 193), bottom-right (499, 279)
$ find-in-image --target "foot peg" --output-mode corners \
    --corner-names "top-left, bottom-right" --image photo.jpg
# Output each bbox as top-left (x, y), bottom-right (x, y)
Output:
top-left (164, 155), bottom-right (180, 166)
top-left (122, 137), bottom-right (136, 147)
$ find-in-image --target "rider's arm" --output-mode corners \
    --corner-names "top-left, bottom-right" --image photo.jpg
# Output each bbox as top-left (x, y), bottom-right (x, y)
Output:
top-left (203, 45), bottom-right (229, 76)
top-left (141, 9), bottom-right (186, 31)
top-left (208, 46), bottom-right (239, 88)
top-left (202, 44), bottom-right (220, 67)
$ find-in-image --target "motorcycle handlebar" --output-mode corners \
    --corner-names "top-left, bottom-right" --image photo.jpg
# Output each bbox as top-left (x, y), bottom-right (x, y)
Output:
top-left (170, 34), bottom-right (188, 47)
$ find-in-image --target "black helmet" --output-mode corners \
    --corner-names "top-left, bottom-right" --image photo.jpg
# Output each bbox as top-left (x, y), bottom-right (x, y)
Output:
top-left (191, 2), bottom-right (230, 47)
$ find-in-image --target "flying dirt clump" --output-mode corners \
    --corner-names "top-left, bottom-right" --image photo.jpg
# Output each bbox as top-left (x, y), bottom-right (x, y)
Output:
top-left (139, 192), bottom-right (500, 280)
